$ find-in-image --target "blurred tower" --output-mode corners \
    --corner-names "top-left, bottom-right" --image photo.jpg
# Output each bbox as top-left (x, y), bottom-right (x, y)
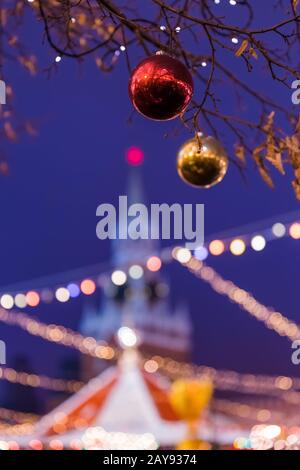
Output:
top-left (80, 159), bottom-right (191, 381)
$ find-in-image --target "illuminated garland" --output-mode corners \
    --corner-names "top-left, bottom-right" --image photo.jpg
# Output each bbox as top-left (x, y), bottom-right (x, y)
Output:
top-left (0, 421), bottom-right (35, 437)
top-left (145, 355), bottom-right (300, 404)
top-left (212, 399), bottom-right (289, 424)
top-left (0, 365), bottom-right (83, 393)
top-left (0, 211), bottom-right (298, 311)
top-left (172, 247), bottom-right (300, 343)
top-left (0, 308), bottom-right (117, 361)
top-left (1, 306), bottom-right (299, 398)
top-left (0, 407), bottom-right (39, 424)
top-left (194, 217), bottom-right (300, 260)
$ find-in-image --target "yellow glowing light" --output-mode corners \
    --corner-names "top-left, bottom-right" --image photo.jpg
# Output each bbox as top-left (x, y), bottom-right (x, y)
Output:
top-left (209, 240), bottom-right (225, 256)
top-left (111, 270), bottom-right (127, 286)
top-left (230, 239), bottom-right (246, 256)
top-left (55, 287), bottom-right (70, 303)
top-left (0, 294), bottom-right (14, 310)
top-left (146, 256), bottom-right (162, 272)
top-left (26, 291), bottom-right (40, 307)
top-left (129, 265), bottom-right (144, 279)
top-left (14, 294), bottom-right (27, 309)
top-left (289, 222), bottom-right (300, 240)
top-left (174, 248), bottom-right (191, 264)
top-left (251, 235), bottom-right (266, 252)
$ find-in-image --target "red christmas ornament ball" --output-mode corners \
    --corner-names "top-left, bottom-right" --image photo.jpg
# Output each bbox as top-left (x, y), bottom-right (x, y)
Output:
top-left (129, 54), bottom-right (194, 121)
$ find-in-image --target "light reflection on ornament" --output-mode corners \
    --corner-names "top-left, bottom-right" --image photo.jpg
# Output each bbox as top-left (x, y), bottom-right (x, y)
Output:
top-left (177, 135), bottom-right (228, 188)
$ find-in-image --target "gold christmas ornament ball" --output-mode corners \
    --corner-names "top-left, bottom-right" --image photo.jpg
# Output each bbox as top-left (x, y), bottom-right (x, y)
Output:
top-left (177, 135), bottom-right (228, 188)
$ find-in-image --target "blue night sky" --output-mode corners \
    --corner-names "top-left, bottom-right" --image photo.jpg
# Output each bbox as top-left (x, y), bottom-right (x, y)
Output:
top-left (0, 2), bottom-right (299, 408)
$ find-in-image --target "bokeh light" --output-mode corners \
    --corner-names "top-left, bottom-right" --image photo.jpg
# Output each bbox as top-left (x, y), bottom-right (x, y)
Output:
top-left (55, 287), bottom-right (70, 303)
top-left (0, 294), bottom-right (14, 309)
top-left (194, 246), bottom-right (209, 261)
top-left (209, 240), bottom-right (225, 256)
top-left (289, 222), bottom-right (300, 240)
top-left (144, 359), bottom-right (159, 374)
top-left (251, 235), bottom-right (266, 252)
top-left (26, 291), bottom-right (40, 307)
top-left (146, 256), bottom-right (162, 272)
top-left (14, 293), bottom-right (27, 309)
top-left (111, 270), bottom-right (127, 286)
top-left (117, 326), bottom-right (138, 348)
top-left (174, 248), bottom-right (191, 264)
top-left (126, 146), bottom-right (144, 166)
top-left (129, 265), bottom-right (144, 279)
top-left (80, 279), bottom-right (96, 296)
top-left (230, 239), bottom-right (246, 256)
top-left (67, 283), bottom-right (81, 298)
top-left (29, 439), bottom-right (43, 451)
top-left (272, 222), bottom-right (286, 238)
top-left (40, 289), bottom-right (54, 303)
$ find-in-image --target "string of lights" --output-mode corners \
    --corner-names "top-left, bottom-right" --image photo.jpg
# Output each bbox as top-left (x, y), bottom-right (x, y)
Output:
top-left (0, 407), bottom-right (39, 424)
top-left (0, 365), bottom-right (83, 393)
top-left (0, 308), bottom-right (116, 361)
top-left (0, 421), bottom-right (35, 438)
top-left (172, 247), bottom-right (300, 343)
top-left (145, 355), bottom-right (300, 403)
top-left (1, 305), bottom-right (299, 398)
top-left (0, 211), bottom-right (298, 311)
top-left (194, 221), bottom-right (300, 261)
top-left (0, 257), bottom-right (163, 311)
top-left (212, 399), bottom-right (289, 424)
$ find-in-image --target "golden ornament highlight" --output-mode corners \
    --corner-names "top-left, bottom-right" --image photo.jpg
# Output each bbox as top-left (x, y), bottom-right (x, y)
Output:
top-left (177, 135), bottom-right (228, 188)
